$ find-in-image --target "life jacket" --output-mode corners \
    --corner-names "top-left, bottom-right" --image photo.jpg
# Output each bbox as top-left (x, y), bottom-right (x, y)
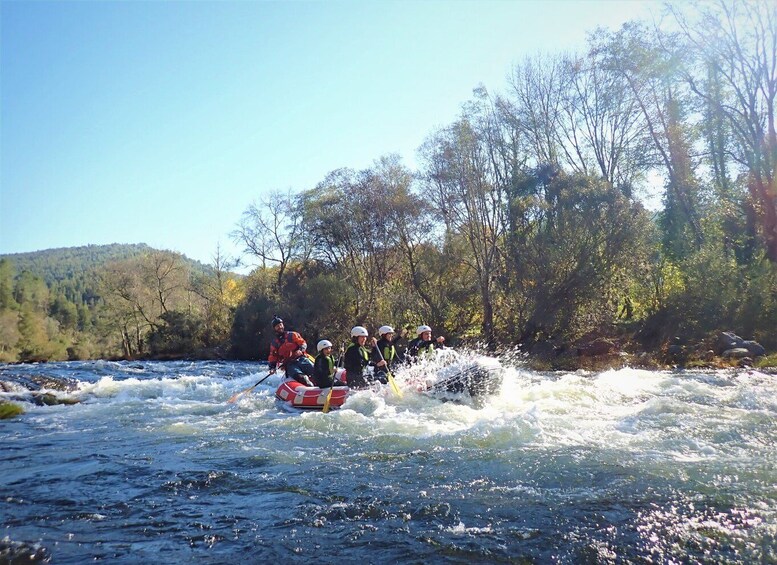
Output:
top-left (345, 342), bottom-right (370, 364)
top-left (268, 331), bottom-right (308, 368)
top-left (320, 354), bottom-right (335, 376)
top-left (408, 337), bottom-right (436, 360)
top-left (377, 339), bottom-right (396, 364)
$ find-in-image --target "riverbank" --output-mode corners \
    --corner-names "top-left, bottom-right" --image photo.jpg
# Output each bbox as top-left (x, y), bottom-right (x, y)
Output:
top-left (520, 329), bottom-right (776, 373)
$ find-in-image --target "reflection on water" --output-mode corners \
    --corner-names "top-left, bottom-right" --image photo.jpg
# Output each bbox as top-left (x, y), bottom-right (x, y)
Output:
top-left (1, 359), bottom-right (775, 563)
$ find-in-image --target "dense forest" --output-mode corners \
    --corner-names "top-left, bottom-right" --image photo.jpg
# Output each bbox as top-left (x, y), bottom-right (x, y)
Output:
top-left (0, 244), bottom-right (237, 362)
top-left (1, 1), bottom-right (775, 366)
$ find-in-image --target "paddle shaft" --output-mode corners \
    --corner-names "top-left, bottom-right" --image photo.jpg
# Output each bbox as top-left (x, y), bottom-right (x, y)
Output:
top-left (227, 370), bottom-right (274, 403)
top-left (375, 344), bottom-right (403, 398)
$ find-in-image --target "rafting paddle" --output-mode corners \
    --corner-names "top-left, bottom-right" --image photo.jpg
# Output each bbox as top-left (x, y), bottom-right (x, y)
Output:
top-left (323, 347), bottom-right (347, 414)
top-left (375, 346), bottom-right (403, 398)
top-left (227, 371), bottom-right (273, 404)
top-left (322, 379), bottom-right (335, 413)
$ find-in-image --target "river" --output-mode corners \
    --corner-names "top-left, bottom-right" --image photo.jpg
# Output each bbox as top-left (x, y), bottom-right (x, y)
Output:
top-left (1, 357), bottom-right (775, 563)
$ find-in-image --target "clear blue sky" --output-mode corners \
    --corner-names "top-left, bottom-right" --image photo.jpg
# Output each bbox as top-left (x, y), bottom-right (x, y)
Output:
top-left (1, 0), bottom-right (660, 269)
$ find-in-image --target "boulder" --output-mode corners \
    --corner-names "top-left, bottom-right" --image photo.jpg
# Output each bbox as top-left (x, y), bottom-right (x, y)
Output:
top-left (742, 340), bottom-right (766, 357)
top-left (577, 338), bottom-right (616, 357)
top-left (722, 347), bottom-right (751, 359)
top-left (716, 332), bottom-right (744, 355)
top-left (667, 344), bottom-right (684, 356)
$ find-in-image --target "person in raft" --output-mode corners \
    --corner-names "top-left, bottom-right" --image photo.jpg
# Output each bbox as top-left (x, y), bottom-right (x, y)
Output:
top-left (373, 325), bottom-right (405, 383)
top-left (342, 326), bottom-right (386, 389)
top-left (405, 324), bottom-right (445, 362)
top-left (267, 316), bottom-right (315, 386)
top-left (312, 339), bottom-right (346, 388)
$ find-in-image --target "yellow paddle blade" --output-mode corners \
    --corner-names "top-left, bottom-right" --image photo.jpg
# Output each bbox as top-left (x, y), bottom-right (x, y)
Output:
top-left (387, 372), bottom-right (403, 398)
top-left (228, 371), bottom-right (272, 404)
top-left (227, 385), bottom-right (253, 404)
top-left (322, 386), bottom-right (334, 413)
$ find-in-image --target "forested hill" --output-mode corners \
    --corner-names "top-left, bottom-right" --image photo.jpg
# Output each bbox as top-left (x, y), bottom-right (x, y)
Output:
top-left (1, 244), bottom-right (228, 362)
top-left (1, 244), bottom-right (211, 304)
top-left (1, 243), bottom-right (209, 286)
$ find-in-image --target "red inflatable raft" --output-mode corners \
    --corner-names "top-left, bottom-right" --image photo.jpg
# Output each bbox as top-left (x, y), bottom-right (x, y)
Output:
top-left (275, 378), bottom-right (349, 411)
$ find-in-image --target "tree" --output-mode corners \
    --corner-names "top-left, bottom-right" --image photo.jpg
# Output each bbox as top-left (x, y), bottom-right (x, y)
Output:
top-left (190, 245), bottom-right (244, 349)
top-left (507, 170), bottom-right (653, 345)
top-left (0, 310), bottom-right (20, 361)
top-left (420, 97), bottom-right (508, 346)
top-left (671, 0), bottom-right (777, 261)
top-left (233, 191), bottom-right (307, 291)
top-left (557, 46), bottom-right (650, 197)
top-left (596, 22), bottom-right (706, 258)
top-left (507, 54), bottom-right (565, 168)
top-left (301, 162), bottom-right (407, 323)
top-left (0, 259), bottom-right (17, 311)
top-left (100, 251), bottom-right (192, 357)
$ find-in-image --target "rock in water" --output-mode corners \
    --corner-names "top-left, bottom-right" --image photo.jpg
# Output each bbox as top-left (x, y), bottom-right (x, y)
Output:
top-left (0, 401), bottom-right (24, 419)
top-left (428, 356), bottom-right (504, 408)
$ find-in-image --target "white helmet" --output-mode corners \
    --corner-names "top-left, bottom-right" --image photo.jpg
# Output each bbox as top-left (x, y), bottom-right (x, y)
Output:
top-left (317, 339), bottom-right (333, 352)
top-left (350, 326), bottom-right (369, 337)
top-left (416, 325), bottom-right (432, 336)
top-left (378, 325), bottom-right (394, 336)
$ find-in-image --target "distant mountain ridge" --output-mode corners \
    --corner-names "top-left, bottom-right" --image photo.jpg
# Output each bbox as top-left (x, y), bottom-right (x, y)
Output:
top-left (1, 243), bottom-right (210, 286)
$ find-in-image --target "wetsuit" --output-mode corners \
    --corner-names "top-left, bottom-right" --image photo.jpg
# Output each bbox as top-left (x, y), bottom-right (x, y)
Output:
top-left (343, 340), bottom-right (381, 389)
top-left (268, 330), bottom-right (314, 385)
top-left (313, 352), bottom-right (344, 388)
top-left (374, 335), bottom-right (403, 383)
top-left (406, 337), bottom-right (442, 362)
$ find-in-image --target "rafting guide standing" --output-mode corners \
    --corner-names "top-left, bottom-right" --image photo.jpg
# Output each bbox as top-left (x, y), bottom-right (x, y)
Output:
top-left (267, 316), bottom-right (315, 386)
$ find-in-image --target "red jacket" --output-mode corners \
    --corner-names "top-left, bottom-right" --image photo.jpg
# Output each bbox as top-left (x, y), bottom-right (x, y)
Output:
top-left (268, 331), bottom-right (308, 369)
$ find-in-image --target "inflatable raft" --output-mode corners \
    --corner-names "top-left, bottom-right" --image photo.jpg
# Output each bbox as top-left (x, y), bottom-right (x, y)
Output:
top-left (275, 377), bottom-right (349, 411)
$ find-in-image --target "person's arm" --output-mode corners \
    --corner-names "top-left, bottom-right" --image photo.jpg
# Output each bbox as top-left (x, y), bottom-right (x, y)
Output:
top-left (342, 346), bottom-right (358, 374)
top-left (368, 337), bottom-right (387, 367)
top-left (290, 332), bottom-right (307, 358)
top-left (267, 343), bottom-right (279, 372)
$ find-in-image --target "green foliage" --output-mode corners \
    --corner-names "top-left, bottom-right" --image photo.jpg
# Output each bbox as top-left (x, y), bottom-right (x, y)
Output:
top-left (0, 310), bottom-right (21, 362)
top-left (506, 171), bottom-right (654, 344)
top-left (755, 353), bottom-right (777, 369)
top-left (230, 271), bottom-right (277, 360)
top-left (16, 305), bottom-right (68, 362)
top-left (0, 260), bottom-right (17, 310)
top-left (147, 311), bottom-right (204, 356)
top-left (640, 240), bottom-right (777, 349)
top-left (0, 245), bottom-right (220, 361)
